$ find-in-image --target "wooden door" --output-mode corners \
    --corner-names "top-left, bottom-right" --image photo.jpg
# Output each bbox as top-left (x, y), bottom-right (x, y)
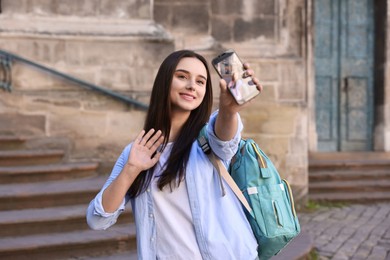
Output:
top-left (315, 0), bottom-right (374, 151)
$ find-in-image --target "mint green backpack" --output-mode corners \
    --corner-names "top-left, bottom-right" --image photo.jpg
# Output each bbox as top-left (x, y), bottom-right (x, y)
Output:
top-left (198, 128), bottom-right (301, 259)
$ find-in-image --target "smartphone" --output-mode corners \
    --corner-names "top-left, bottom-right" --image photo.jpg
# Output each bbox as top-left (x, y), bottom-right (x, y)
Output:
top-left (211, 50), bottom-right (260, 105)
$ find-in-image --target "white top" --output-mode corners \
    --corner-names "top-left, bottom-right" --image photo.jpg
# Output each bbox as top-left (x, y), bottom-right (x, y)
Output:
top-left (152, 142), bottom-right (202, 259)
top-left (86, 111), bottom-right (258, 260)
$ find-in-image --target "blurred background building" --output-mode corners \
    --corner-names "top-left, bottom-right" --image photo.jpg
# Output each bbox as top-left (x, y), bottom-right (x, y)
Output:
top-left (0, 0), bottom-right (389, 258)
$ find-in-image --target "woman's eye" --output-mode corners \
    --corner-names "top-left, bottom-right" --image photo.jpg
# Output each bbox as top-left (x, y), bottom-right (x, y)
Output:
top-left (177, 74), bottom-right (187, 79)
top-left (197, 80), bottom-right (205, 85)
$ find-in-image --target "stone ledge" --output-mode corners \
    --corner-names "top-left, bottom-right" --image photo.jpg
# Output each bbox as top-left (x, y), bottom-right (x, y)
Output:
top-left (0, 15), bottom-right (172, 41)
top-left (272, 231), bottom-right (314, 260)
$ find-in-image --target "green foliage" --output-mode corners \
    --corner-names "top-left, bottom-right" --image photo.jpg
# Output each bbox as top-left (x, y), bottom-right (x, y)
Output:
top-left (307, 248), bottom-right (319, 260)
top-left (303, 200), bottom-right (349, 213)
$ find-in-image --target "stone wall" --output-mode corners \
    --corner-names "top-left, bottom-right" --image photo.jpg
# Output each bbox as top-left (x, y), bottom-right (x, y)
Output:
top-left (1, 0), bottom-right (152, 19)
top-left (0, 0), bottom-right (309, 200)
top-left (0, 0), bottom-right (174, 161)
top-left (153, 0), bottom-right (309, 198)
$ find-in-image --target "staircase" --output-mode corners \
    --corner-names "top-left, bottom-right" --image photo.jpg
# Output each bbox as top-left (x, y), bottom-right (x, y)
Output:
top-left (309, 152), bottom-right (390, 203)
top-left (0, 135), bottom-right (137, 260)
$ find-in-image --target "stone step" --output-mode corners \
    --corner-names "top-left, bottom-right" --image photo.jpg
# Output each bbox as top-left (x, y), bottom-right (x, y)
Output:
top-left (309, 179), bottom-right (390, 193)
top-left (0, 162), bottom-right (99, 184)
top-left (271, 231), bottom-right (313, 260)
top-left (79, 251), bottom-right (138, 260)
top-left (0, 224), bottom-right (136, 260)
top-left (0, 176), bottom-right (106, 211)
top-left (309, 158), bottom-right (390, 171)
top-left (309, 191), bottom-right (390, 204)
top-left (0, 149), bottom-right (65, 166)
top-left (309, 168), bottom-right (390, 182)
top-left (309, 152), bottom-right (390, 161)
top-left (0, 135), bottom-right (27, 150)
top-left (309, 152), bottom-right (390, 170)
top-left (309, 152), bottom-right (390, 203)
top-left (0, 204), bottom-right (133, 237)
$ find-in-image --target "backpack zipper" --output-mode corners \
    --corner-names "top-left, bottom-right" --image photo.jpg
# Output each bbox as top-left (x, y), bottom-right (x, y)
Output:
top-left (282, 179), bottom-right (297, 218)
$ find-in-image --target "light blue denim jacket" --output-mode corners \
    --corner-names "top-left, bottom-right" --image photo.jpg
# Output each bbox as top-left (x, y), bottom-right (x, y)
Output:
top-left (86, 111), bottom-right (258, 259)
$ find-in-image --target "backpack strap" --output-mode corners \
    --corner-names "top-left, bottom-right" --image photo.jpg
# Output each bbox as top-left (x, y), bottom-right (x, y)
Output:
top-left (251, 142), bottom-right (271, 178)
top-left (208, 154), bottom-right (254, 217)
top-left (197, 125), bottom-right (254, 217)
top-left (198, 125), bottom-right (226, 196)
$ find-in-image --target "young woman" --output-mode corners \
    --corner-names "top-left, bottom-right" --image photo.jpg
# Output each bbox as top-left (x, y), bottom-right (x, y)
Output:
top-left (86, 50), bottom-right (263, 259)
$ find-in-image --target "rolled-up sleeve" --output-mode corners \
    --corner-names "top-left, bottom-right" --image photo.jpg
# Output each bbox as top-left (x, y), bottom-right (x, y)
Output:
top-left (86, 144), bottom-right (132, 230)
top-left (206, 110), bottom-right (243, 161)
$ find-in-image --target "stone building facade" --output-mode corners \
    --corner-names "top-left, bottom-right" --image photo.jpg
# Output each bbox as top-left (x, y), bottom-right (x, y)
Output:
top-left (0, 0), bottom-right (389, 202)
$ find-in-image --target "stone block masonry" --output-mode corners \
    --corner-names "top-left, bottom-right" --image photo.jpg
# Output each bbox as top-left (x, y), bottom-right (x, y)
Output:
top-left (0, 8), bottom-right (174, 163)
top-left (0, 0), bottom-right (312, 203)
top-left (1, 0), bottom-right (152, 19)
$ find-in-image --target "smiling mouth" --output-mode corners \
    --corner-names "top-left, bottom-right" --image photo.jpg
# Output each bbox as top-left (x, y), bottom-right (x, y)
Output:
top-left (180, 93), bottom-right (195, 100)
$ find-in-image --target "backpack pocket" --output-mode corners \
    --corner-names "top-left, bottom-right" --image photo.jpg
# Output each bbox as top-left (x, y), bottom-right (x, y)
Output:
top-left (244, 183), bottom-right (299, 238)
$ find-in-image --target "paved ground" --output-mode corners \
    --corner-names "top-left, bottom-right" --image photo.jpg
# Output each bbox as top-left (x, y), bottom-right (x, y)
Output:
top-left (299, 202), bottom-right (390, 260)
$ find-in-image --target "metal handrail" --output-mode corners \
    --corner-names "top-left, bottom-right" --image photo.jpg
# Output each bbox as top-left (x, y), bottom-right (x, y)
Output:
top-left (0, 49), bottom-right (149, 110)
top-left (0, 52), bottom-right (12, 92)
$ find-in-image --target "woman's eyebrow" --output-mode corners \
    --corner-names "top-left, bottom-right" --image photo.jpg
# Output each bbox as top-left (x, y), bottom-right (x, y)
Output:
top-left (175, 69), bottom-right (207, 81)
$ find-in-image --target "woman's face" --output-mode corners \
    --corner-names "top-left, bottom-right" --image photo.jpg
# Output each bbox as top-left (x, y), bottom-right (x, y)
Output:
top-left (170, 57), bottom-right (208, 113)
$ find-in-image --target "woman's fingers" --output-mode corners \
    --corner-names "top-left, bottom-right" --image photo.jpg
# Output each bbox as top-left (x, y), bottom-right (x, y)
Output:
top-left (242, 69), bottom-right (253, 78)
top-left (252, 77), bottom-right (263, 92)
top-left (136, 129), bottom-right (164, 151)
top-left (146, 130), bottom-right (163, 149)
top-left (242, 62), bottom-right (263, 92)
top-left (127, 129), bottom-right (165, 171)
top-left (135, 130), bottom-right (146, 144)
top-left (219, 78), bottom-right (228, 91)
top-left (140, 129), bottom-right (156, 145)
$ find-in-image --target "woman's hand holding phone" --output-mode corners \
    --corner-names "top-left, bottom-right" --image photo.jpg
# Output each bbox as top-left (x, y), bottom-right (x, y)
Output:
top-left (212, 50), bottom-right (263, 108)
top-left (218, 63), bottom-right (262, 114)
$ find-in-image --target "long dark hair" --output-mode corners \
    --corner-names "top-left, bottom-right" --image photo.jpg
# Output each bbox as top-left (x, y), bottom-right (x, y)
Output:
top-left (128, 50), bottom-right (213, 198)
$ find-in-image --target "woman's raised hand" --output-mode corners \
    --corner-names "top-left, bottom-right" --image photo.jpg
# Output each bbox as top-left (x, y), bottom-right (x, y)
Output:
top-left (218, 63), bottom-right (263, 113)
top-left (127, 129), bottom-right (164, 173)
